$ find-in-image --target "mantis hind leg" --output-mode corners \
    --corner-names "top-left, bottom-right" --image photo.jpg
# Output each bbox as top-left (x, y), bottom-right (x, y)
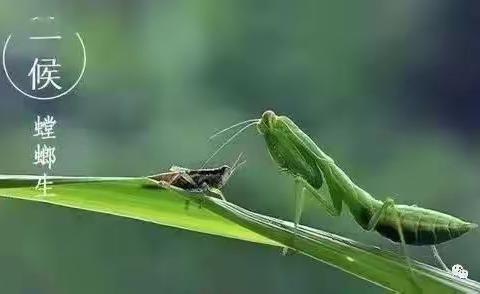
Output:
top-left (367, 199), bottom-right (421, 291)
top-left (366, 199), bottom-right (412, 265)
top-left (431, 245), bottom-right (449, 271)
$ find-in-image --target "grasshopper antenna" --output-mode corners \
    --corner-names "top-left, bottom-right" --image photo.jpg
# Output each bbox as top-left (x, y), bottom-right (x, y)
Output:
top-left (202, 120), bottom-right (259, 168)
top-left (209, 119), bottom-right (259, 141)
top-left (223, 153), bottom-right (246, 184)
top-left (231, 152), bottom-right (246, 174)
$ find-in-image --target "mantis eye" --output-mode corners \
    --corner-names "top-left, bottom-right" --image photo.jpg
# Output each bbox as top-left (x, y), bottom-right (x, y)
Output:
top-left (262, 110), bottom-right (276, 123)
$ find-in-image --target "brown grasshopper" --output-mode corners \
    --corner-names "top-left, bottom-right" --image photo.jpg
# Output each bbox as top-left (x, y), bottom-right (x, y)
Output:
top-left (147, 154), bottom-right (245, 200)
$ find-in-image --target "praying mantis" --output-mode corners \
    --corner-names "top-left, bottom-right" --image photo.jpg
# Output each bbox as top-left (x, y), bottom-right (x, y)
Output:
top-left (206, 110), bottom-right (477, 271)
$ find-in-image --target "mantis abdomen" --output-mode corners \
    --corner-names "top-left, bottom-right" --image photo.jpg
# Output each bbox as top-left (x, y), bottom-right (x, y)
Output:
top-left (320, 150), bottom-right (476, 246)
top-left (373, 204), bottom-right (475, 246)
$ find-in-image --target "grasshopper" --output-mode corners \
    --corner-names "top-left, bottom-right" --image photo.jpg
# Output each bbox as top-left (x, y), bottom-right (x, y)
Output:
top-left (147, 154), bottom-right (245, 201)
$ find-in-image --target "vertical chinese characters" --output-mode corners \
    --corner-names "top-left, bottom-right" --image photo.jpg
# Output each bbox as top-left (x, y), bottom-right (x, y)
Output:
top-left (32, 115), bottom-right (57, 196)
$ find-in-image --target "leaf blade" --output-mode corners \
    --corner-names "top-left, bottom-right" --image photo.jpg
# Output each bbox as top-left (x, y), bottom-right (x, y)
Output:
top-left (0, 175), bottom-right (478, 293)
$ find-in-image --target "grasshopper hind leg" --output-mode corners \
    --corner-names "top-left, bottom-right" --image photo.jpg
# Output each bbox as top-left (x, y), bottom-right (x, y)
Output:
top-left (151, 179), bottom-right (194, 211)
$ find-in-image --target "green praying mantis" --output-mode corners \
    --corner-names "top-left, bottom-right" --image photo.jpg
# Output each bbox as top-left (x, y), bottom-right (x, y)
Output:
top-left (205, 110), bottom-right (477, 272)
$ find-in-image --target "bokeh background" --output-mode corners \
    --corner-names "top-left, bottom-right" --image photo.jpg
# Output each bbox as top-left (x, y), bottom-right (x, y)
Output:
top-left (0, 1), bottom-right (479, 293)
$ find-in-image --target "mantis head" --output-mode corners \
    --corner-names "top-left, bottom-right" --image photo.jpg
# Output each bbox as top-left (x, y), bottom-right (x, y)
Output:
top-left (257, 110), bottom-right (278, 135)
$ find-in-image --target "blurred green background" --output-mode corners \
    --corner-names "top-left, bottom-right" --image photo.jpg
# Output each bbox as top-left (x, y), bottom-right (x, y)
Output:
top-left (0, 1), bottom-right (479, 293)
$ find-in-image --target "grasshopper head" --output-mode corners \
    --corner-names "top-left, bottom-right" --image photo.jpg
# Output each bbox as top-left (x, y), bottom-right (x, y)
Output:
top-left (220, 165), bottom-right (230, 174)
top-left (219, 165), bottom-right (232, 185)
top-left (257, 110), bottom-right (278, 134)
top-left (220, 153), bottom-right (246, 187)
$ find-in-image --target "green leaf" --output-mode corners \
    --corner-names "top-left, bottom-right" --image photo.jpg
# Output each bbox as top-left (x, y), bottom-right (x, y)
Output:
top-left (0, 175), bottom-right (478, 293)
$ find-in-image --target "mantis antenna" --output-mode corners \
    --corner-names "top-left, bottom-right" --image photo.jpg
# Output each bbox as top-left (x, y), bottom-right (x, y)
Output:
top-left (202, 120), bottom-right (259, 168)
top-left (209, 119), bottom-right (259, 140)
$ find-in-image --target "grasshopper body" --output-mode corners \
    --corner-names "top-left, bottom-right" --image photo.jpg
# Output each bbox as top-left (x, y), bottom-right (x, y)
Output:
top-left (148, 154), bottom-right (244, 200)
top-left (148, 165), bottom-right (232, 193)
